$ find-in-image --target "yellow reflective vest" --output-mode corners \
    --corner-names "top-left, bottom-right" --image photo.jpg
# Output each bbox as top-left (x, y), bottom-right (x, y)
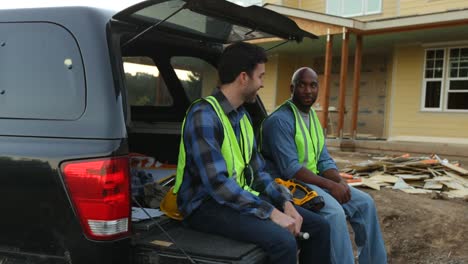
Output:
top-left (263, 100), bottom-right (325, 174)
top-left (174, 96), bottom-right (259, 195)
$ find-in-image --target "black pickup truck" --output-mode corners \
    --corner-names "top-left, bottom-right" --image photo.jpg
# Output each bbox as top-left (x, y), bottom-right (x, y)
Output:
top-left (0, 1), bottom-right (315, 263)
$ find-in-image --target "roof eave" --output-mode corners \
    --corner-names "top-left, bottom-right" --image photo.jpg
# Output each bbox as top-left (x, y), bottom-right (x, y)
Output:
top-left (263, 4), bottom-right (468, 34)
top-left (363, 9), bottom-right (468, 33)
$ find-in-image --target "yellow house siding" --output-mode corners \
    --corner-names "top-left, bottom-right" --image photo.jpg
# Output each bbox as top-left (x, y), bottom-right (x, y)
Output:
top-left (384, 49), bottom-right (395, 139)
top-left (282, 0), bottom-right (300, 8)
top-left (301, 0), bottom-right (325, 12)
top-left (260, 54), bottom-right (279, 113)
top-left (263, 0), bottom-right (283, 5)
top-left (391, 44), bottom-right (468, 139)
top-left (400, 0), bottom-right (468, 16)
top-left (275, 54), bottom-right (298, 105)
top-left (296, 54), bottom-right (316, 68)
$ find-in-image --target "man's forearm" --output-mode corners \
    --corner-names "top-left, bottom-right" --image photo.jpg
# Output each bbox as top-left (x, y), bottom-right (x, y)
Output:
top-left (294, 167), bottom-right (336, 189)
top-left (321, 168), bottom-right (343, 183)
top-left (294, 167), bottom-right (351, 204)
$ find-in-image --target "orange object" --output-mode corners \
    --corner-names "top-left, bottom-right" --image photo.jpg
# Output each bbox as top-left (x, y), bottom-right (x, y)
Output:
top-left (346, 178), bottom-right (362, 183)
top-left (400, 153), bottom-right (410, 158)
top-left (421, 159), bottom-right (438, 165)
top-left (339, 172), bottom-right (354, 179)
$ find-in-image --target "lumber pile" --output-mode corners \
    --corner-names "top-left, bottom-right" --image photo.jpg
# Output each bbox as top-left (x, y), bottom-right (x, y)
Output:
top-left (340, 154), bottom-right (468, 199)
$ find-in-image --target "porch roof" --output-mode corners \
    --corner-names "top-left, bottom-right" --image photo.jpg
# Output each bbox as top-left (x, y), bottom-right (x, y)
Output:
top-left (264, 4), bottom-right (468, 35)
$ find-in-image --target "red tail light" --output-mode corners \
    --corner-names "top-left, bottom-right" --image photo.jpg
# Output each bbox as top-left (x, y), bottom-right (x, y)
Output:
top-left (61, 156), bottom-right (131, 240)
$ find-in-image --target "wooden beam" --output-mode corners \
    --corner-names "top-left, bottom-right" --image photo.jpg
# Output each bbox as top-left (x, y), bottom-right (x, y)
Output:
top-left (289, 16), bottom-right (343, 36)
top-left (320, 31), bottom-right (334, 133)
top-left (337, 28), bottom-right (349, 138)
top-left (351, 35), bottom-right (363, 139)
top-left (442, 163), bottom-right (468, 176)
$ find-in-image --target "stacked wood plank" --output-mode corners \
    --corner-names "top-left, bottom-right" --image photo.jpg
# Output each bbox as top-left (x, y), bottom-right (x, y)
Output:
top-left (340, 154), bottom-right (468, 199)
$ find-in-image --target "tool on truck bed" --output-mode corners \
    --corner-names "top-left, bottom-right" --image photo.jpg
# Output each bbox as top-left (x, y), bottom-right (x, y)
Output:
top-left (275, 178), bottom-right (325, 212)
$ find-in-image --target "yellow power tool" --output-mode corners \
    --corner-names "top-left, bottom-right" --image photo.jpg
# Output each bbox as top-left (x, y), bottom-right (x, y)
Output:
top-left (275, 178), bottom-right (325, 212)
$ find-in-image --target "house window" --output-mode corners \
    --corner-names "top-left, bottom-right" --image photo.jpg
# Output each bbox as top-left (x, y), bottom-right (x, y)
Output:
top-left (422, 49), bottom-right (444, 109)
top-left (326, 0), bottom-right (382, 17)
top-left (447, 48), bottom-right (468, 110)
top-left (421, 47), bottom-right (468, 111)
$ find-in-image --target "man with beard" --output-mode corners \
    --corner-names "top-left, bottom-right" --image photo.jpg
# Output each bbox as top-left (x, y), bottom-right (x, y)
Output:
top-left (175, 44), bottom-right (331, 264)
top-left (261, 67), bottom-right (387, 264)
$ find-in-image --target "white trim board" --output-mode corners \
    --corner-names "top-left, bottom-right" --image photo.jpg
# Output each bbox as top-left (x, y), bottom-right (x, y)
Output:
top-left (389, 136), bottom-right (468, 145)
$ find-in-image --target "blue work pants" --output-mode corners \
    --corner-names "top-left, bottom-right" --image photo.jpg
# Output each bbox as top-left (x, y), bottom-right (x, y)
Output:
top-left (307, 185), bottom-right (387, 264)
top-left (184, 198), bottom-right (331, 264)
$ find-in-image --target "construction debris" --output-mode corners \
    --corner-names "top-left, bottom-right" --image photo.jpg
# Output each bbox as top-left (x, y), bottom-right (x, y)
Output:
top-left (340, 154), bottom-right (468, 199)
top-left (423, 181), bottom-right (443, 190)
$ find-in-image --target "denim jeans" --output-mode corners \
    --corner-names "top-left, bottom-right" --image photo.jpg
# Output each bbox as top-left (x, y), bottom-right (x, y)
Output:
top-left (306, 185), bottom-right (387, 264)
top-left (184, 198), bottom-right (331, 264)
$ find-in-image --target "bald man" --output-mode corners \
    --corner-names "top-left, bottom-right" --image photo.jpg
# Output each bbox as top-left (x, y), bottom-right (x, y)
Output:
top-left (261, 67), bottom-right (387, 264)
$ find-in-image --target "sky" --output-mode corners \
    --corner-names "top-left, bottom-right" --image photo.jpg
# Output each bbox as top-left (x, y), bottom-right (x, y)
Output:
top-left (0, 0), bottom-right (262, 11)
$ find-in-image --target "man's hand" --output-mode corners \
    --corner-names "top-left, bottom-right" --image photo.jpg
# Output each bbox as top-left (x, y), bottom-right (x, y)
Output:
top-left (339, 179), bottom-right (351, 198)
top-left (329, 180), bottom-right (351, 204)
top-left (295, 168), bottom-right (351, 204)
top-left (270, 208), bottom-right (296, 235)
top-left (283, 201), bottom-right (302, 235)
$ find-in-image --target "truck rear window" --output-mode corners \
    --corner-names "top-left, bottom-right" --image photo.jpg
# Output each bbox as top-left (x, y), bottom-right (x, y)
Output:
top-left (123, 56), bottom-right (174, 107)
top-left (0, 22), bottom-right (85, 120)
top-left (170, 56), bottom-right (218, 103)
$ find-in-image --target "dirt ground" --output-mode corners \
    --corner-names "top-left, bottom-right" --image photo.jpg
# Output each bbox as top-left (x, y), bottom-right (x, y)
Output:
top-left (330, 151), bottom-right (468, 264)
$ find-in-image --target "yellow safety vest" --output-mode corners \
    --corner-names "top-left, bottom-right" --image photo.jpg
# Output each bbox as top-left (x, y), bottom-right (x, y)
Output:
top-left (262, 100), bottom-right (325, 174)
top-left (174, 96), bottom-right (259, 195)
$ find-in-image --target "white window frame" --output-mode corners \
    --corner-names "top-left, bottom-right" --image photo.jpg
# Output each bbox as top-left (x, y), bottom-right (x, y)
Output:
top-left (326, 0), bottom-right (382, 18)
top-left (420, 46), bottom-right (468, 112)
top-left (420, 48), bottom-right (445, 112)
top-left (443, 47), bottom-right (468, 112)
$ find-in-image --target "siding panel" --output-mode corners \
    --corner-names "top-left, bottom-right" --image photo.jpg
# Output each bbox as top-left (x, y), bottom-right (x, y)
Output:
top-left (259, 54), bottom-right (279, 113)
top-left (301, 0), bottom-right (325, 12)
top-left (400, 0), bottom-right (468, 16)
top-left (283, 0), bottom-right (300, 8)
top-left (263, 0), bottom-right (283, 4)
top-left (275, 54), bottom-right (298, 105)
top-left (391, 44), bottom-right (468, 139)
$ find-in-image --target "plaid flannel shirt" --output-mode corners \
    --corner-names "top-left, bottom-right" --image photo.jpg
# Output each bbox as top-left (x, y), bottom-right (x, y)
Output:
top-left (177, 90), bottom-right (291, 219)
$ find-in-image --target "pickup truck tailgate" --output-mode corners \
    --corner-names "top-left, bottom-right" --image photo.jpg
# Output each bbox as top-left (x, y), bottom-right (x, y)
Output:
top-left (132, 218), bottom-right (266, 264)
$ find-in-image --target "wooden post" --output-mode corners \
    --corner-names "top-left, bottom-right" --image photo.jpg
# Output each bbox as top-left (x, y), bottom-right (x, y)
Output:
top-left (321, 30), bottom-right (334, 135)
top-left (351, 35), bottom-right (363, 139)
top-left (337, 28), bottom-right (349, 139)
